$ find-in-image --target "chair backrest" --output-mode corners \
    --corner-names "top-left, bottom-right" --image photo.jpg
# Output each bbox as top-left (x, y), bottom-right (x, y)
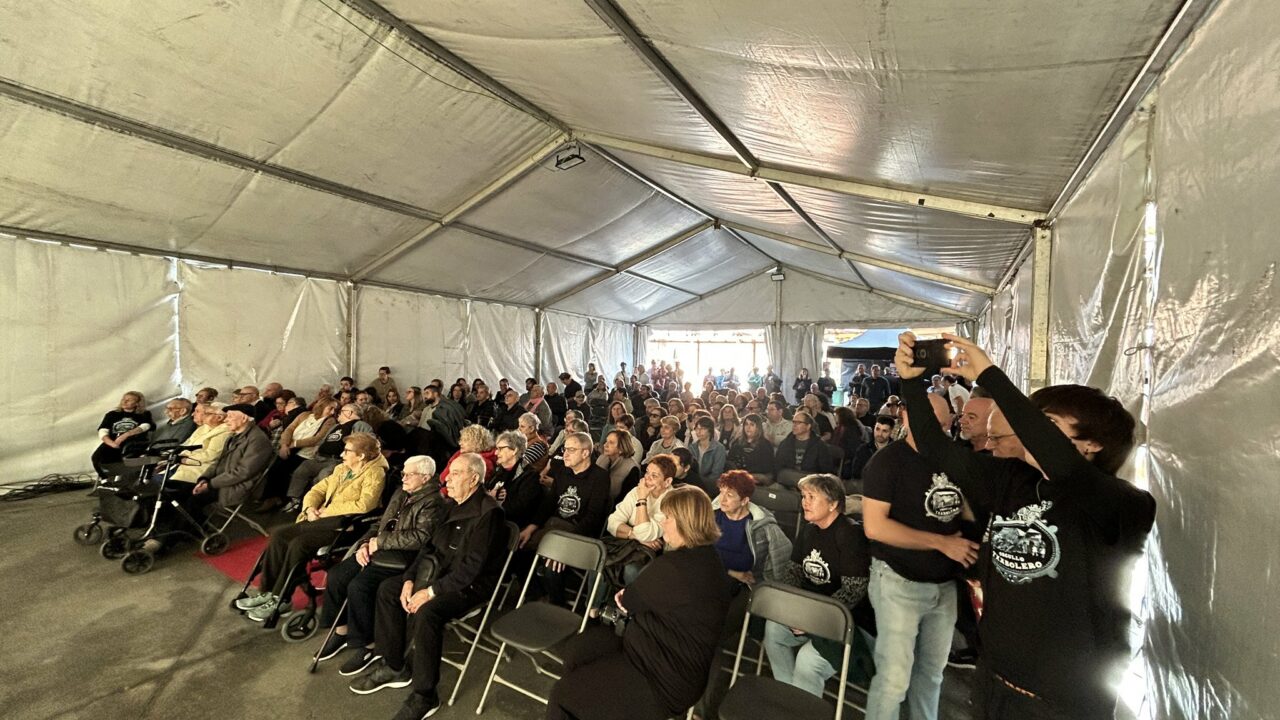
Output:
top-left (503, 521), bottom-right (521, 553)
top-left (747, 582), bottom-right (852, 644)
top-left (535, 529), bottom-right (606, 573)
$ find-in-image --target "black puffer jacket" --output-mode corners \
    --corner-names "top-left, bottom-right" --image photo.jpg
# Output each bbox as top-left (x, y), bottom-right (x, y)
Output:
top-left (407, 491), bottom-right (506, 598)
top-left (363, 481), bottom-right (447, 566)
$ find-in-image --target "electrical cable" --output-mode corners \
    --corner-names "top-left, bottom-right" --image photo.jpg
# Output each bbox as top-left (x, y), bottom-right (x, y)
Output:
top-left (0, 473), bottom-right (96, 502)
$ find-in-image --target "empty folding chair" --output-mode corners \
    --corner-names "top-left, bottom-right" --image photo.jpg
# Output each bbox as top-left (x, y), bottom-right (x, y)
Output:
top-left (752, 484), bottom-right (804, 539)
top-left (474, 530), bottom-right (606, 714)
top-left (442, 521), bottom-right (520, 706)
top-left (719, 582), bottom-right (854, 720)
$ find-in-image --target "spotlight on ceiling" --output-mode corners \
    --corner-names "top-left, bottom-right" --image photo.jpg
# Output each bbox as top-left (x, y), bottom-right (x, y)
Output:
top-left (553, 144), bottom-right (586, 171)
top-left (770, 271), bottom-right (786, 282)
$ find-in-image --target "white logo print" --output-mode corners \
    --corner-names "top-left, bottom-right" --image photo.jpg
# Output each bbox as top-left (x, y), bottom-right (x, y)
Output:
top-left (923, 473), bottom-right (964, 522)
top-left (557, 486), bottom-right (581, 518)
top-left (989, 501), bottom-right (1060, 584)
top-left (801, 548), bottom-right (831, 586)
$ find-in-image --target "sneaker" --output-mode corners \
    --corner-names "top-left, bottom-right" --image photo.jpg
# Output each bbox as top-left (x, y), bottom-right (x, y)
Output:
top-left (141, 539), bottom-right (164, 554)
top-left (348, 659), bottom-right (411, 694)
top-left (235, 592), bottom-right (273, 611)
top-left (339, 647), bottom-right (383, 677)
top-left (314, 633), bottom-right (349, 663)
top-left (391, 692), bottom-right (441, 720)
top-left (947, 648), bottom-right (978, 669)
top-left (281, 498), bottom-right (302, 515)
top-left (247, 596), bottom-right (291, 622)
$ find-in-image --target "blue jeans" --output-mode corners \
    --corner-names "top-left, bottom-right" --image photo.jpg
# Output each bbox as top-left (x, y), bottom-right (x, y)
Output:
top-left (864, 559), bottom-right (957, 720)
top-left (763, 620), bottom-right (835, 698)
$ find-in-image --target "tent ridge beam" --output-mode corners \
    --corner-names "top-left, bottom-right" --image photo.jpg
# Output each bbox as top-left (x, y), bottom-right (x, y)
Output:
top-left (635, 268), bottom-right (769, 325)
top-left (577, 131), bottom-right (1045, 225)
top-left (351, 134), bottom-right (569, 280)
top-left (766, 182), bottom-right (875, 289)
top-left (0, 78), bottom-right (451, 223)
top-left (537, 220), bottom-right (713, 309)
top-left (723, 222), bottom-right (997, 295)
top-left (339, 0), bottom-right (568, 133)
top-left (451, 223), bottom-right (615, 272)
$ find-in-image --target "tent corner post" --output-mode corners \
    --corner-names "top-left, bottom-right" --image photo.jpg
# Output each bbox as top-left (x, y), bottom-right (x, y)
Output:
top-left (346, 282), bottom-right (359, 378)
top-left (1028, 227), bottom-right (1052, 391)
top-left (533, 308), bottom-right (544, 382)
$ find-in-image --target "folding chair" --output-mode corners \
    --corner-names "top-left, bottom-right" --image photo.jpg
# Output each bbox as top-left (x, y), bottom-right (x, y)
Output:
top-left (753, 485), bottom-right (803, 539)
top-left (475, 530), bottom-right (606, 714)
top-left (442, 521), bottom-right (520, 706)
top-left (203, 465), bottom-right (273, 550)
top-left (720, 582), bottom-right (854, 720)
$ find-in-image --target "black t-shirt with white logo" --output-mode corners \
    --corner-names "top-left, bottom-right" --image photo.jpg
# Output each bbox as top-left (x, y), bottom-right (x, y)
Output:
top-left (862, 439), bottom-right (965, 583)
top-left (317, 419), bottom-right (360, 458)
top-left (792, 515), bottom-right (870, 599)
top-left (536, 463), bottom-right (611, 538)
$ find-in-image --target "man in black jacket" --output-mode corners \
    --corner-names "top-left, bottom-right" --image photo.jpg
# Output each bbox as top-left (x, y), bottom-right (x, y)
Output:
top-left (191, 404), bottom-right (272, 510)
top-left (351, 453), bottom-right (507, 719)
top-left (774, 411), bottom-right (836, 488)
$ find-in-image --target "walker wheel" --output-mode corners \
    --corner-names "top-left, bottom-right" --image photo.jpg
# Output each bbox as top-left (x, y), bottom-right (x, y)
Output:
top-left (121, 550), bottom-right (156, 575)
top-left (74, 523), bottom-right (104, 546)
top-left (200, 532), bottom-right (230, 556)
top-left (281, 609), bottom-right (318, 642)
top-left (101, 536), bottom-right (129, 560)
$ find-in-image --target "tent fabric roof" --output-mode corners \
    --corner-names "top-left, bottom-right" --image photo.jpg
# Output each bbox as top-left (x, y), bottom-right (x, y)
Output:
top-left (0, 0), bottom-right (1186, 321)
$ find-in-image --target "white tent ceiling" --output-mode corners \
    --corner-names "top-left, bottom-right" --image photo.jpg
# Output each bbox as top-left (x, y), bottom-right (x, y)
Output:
top-left (0, 0), bottom-right (1187, 321)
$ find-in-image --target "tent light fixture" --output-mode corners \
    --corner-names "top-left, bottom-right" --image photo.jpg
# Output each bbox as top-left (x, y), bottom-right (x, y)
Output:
top-left (553, 144), bottom-right (586, 171)
top-left (770, 271), bottom-right (786, 281)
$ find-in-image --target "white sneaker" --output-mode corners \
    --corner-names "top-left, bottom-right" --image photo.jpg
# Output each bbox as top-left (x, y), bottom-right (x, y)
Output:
top-left (236, 592), bottom-right (275, 611)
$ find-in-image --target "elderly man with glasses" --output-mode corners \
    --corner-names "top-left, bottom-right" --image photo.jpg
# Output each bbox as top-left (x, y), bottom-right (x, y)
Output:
top-left (152, 398), bottom-right (196, 444)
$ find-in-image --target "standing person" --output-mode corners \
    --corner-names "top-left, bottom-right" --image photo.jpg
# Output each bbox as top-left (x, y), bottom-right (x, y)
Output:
top-left (747, 367), bottom-right (763, 392)
top-left (546, 486), bottom-right (731, 720)
top-left (559, 372), bottom-right (583, 403)
top-left (584, 363), bottom-right (599, 392)
top-left (817, 362), bottom-right (838, 399)
top-left (860, 365), bottom-right (893, 414)
top-left (849, 363), bottom-right (869, 395)
top-left (792, 368), bottom-right (813, 404)
top-left (956, 389), bottom-right (995, 452)
top-left (762, 473), bottom-right (870, 697)
top-left (763, 365), bottom-right (782, 395)
top-left (861, 392), bottom-right (978, 720)
top-left (896, 333), bottom-right (1156, 720)
top-left (614, 362), bottom-right (629, 386)
top-left (91, 391), bottom-right (154, 478)
top-left (370, 366), bottom-right (397, 406)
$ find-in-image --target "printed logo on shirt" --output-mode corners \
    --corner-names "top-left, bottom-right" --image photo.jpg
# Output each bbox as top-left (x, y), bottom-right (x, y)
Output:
top-left (802, 548), bottom-right (832, 586)
top-left (989, 501), bottom-right (1060, 584)
top-left (112, 418), bottom-right (140, 435)
top-left (923, 473), bottom-right (964, 522)
top-left (557, 485), bottom-right (581, 518)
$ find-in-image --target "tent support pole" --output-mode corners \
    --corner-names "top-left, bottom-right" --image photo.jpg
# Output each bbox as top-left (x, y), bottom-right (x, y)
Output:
top-left (1028, 227), bottom-right (1052, 391)
top-left (533, 309), bottom-right (544, 381)
top-left (347, 282), bottom-right (359, 378)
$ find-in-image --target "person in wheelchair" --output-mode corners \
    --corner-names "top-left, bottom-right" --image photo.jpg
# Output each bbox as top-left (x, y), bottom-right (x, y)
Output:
top-left (348, 453), bottom-right (506, 720)
top-left (314, 455), bottom-right (448, 675)
top-left (237, 432), bottom-right (387, 621)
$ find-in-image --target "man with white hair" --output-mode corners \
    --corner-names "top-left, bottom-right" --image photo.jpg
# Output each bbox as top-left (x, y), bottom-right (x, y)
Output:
top-left (169, 402), bottom-right (232, 484)
top-left (191, 403), bottom-right (272, 511)
top-left (153, 398), bottom-right (196, 444)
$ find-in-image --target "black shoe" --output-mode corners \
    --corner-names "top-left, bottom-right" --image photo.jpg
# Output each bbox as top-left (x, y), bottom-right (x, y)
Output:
top-left (281, 498), bottom-right (302, 515)
top-left (391, 692), bottom-right (441, 720)
top-left (339, 648), bottom-right (384, 677)
top-left (348, 659), bottom-right (409, 694)
top-left (947, 648), bottom-right (978, 669)
top-left (314, 633), bottom-right (348, 663)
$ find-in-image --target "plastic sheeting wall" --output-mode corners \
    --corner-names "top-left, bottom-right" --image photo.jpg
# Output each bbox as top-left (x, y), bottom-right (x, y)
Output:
top-left (766, 323), bottom-right (823, 404)
top-left (978, 251), bottom-right (1034, 392)
top-left (354, 286), bottom-right (537, 387)
top-left (176, 263), bottom-right (347, 395)
top-left (1, 239), bottom-right (176, 480)
top-left (539, 312), bottom-right (635, 384)
top-left (1142, 0), bottom-right (1280, 715)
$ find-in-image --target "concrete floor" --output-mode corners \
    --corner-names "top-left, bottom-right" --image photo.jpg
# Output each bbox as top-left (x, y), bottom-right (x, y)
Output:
top-left (1, 492), bottom-right (978, 720)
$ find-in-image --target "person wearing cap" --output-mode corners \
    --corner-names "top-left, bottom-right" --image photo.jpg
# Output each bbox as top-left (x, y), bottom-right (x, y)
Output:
top-left (189, 403), bottom-right (272, 512)
top-left (168, 402), bottom-right (233, 483)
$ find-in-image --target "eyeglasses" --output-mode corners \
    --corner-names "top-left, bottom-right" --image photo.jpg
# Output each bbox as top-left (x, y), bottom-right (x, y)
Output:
top-left (564, 446), bottom-right (587, 454)
top-left (495, 445), bottom-right (513, 451)
top-left (986, 433), bottom-right (1015, 443)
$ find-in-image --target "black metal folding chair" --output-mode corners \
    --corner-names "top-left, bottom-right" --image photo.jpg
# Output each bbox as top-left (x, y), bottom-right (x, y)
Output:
top-left (441, 521), bottom-right (520, 705)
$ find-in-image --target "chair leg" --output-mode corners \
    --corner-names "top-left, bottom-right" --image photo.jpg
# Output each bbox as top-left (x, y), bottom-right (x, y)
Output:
top-left (309, 599), bottom-right (347, 673)
top-left (475, 640), bottom-right (507, 714)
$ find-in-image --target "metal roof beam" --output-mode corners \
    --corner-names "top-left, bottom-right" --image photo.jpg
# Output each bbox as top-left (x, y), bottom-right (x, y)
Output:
top-left (577, 131), bottom-right (1045, 226)
top-left (351, 134), bottom-right (569, 280)
top-left (722, 222), bottom-right (997, 295)
top-left (635, 269), bottom-right (770, 325)
top-left (785, 267), bottom-right (974, 320)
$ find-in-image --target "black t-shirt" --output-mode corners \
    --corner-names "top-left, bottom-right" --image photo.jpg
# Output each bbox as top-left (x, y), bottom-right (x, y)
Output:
top-left (536, 462), bottom-right (611, 537)
top-left (901, 370), bottom-right (1156, 714)
top-left (817, 376), bottom-right (837, 397)
top-left (862, 440), bottom-right (965, 583)
top-left (793, 515), bottom-right (870, 598)
top-left (98, 410), bottom-right (153, 446)
top-left (317, 419), bottom-right (359, 458)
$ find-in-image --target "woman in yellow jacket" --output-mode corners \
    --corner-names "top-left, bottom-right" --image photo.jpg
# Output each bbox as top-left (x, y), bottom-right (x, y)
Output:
top-left (238, 433), bottom-right (387, 621)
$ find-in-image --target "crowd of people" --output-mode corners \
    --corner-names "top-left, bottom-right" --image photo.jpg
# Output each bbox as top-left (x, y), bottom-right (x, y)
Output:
top-left (88, 340), bottom-right (1155, 720)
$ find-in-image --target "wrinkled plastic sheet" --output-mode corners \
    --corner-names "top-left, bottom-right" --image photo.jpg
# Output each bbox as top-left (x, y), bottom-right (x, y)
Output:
top-left (766, 323), bottom-right (823, 404)
top-left (853, 263), bottom-right (988, 317)
top-left (628, 228), bottom-right (773, 296)
top-left (539, 312), bottom-right (634, 383)
top-left (369, 226), bottom-right (602, 306)
top-left (460, 147), bottom-right (706, 267)
top-left (616, 0), bottom-right (1182, 209)
top-left (177, 262), bottom-right (347, 396)
top-left (381, 0), bottom-right (738, 157)
top-left (464, 301), bottom-right (537, 387)
top-left (0, 0), bottom-right (558, 211)
top-left (0, 96), bottom-right (430, 276)
top-left (1142, 0), bottom-right (1280, 715)
top-left (549, 273), bottom-right (693, 323)
top-left (354, 285), bottom-right (469, 384)
top-left (977, 251), bottom-right (1033, 391)
top-left (0, 239), bottom-right (176, 481)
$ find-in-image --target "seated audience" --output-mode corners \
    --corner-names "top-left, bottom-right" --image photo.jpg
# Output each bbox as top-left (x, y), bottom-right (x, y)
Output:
top-left (168, 402), bottom-right (231, 483)
top-left (763, 473), bottom-right (871, 698)
top-left (525, 385), bottom-right (553, 431)
top-left (687, 416), bottom-right (726, 492)
top-left (851, 416), bottom-right (895, 480)
top-left (486, 431), bottom-right (546, 530)
top-left (597, 428), bottom-right (642, 501)
top-left (642, 415), bottom-right (685, 463)
top-left (383, 388), bottom-right (403, 421)
top-left (762, 400), bottom-right (792, 447)
top-left (591, 453), bottom-right (677, 611)
top-left (351, 454), bottom-right (507, 720)
top-left (152, 398), bottom-right (196, 445)
top-left (92, 391), bottom-right (154, 478)
top-left (438, 425), bottom-right (497, 491)
top-left (547, 486), bottom-right (731, 720)
top-left (725, 412), bottom-right (776, 483)
top-left (670, 446), bottom-right (702, 490)
top-left (285, 403), bottom-right (371, 513)
top-left (518, 412), bottom-right (550, 473)
top-left (315, 455), bottom-right (446, 674)
top-left (195, 387), bottom-right (219, 404)
top-left (184, 403), bottom-right (273, 518)
top-left (236, 433), bottom-right (387, 621)
top-left (775, 411), bottom-right (837, 488)
top-left (491, 388), bottom-right (522, 433)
